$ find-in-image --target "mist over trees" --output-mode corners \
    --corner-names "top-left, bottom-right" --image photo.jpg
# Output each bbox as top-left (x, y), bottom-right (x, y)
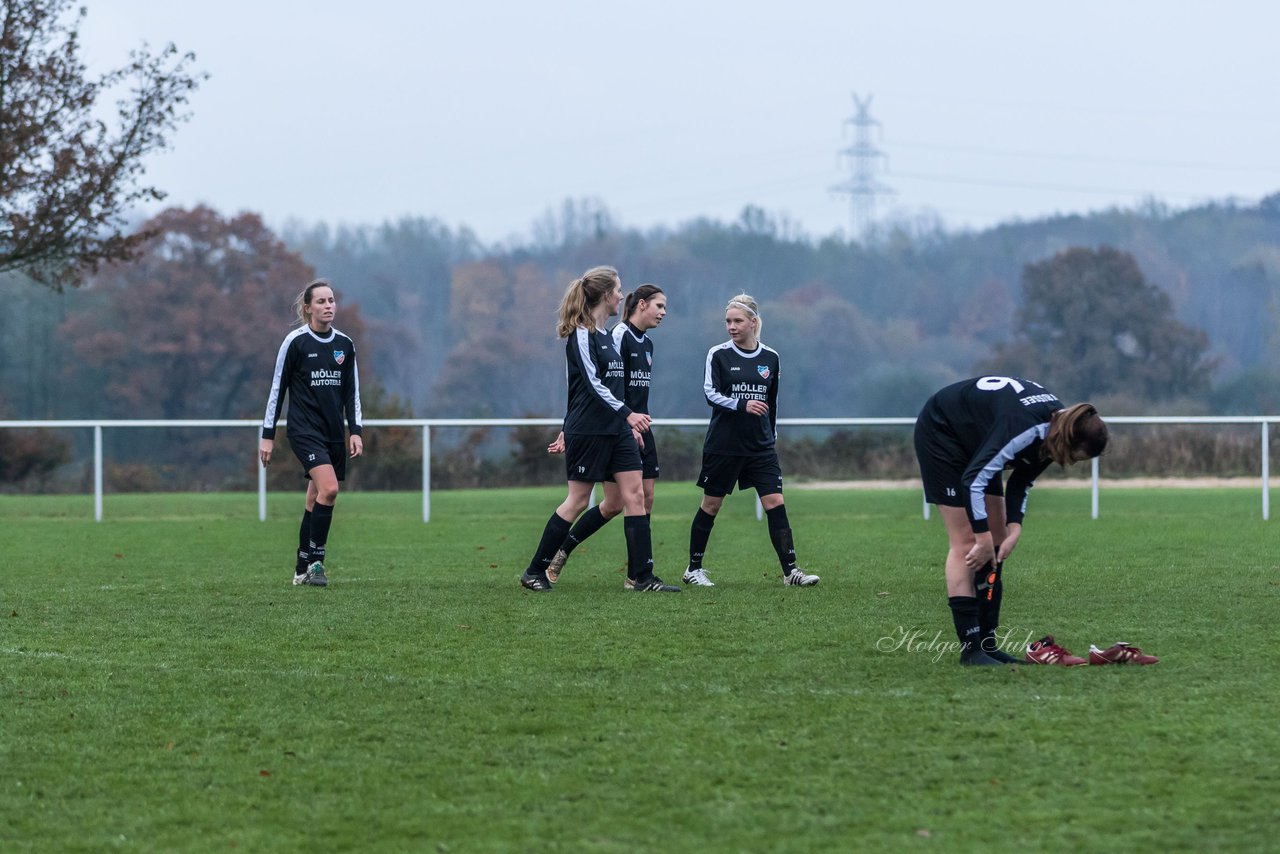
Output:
top-left (5, 192), bottom-right (1280, 489)
top-left (5, 1), bottom-right (1278, 490)
top-left (4, 194), bottom-right (1280, 431)
top-left (59, 206), bottom-right (329, 421)
top-left (979, 246), bottom-right (1215, 404)
top-left (282, 196), bottom-right (1280, 419)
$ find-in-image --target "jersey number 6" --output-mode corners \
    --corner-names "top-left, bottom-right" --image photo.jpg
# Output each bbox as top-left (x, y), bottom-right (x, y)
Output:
top-left (976, 376), bottom-right (1042, 394)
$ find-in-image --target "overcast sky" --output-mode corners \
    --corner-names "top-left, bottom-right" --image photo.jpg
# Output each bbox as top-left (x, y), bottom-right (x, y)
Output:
top-left (81, 1), bottom-right (1280, 244)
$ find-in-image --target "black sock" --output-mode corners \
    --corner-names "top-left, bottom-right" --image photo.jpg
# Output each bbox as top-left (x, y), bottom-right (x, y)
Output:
top-left (296, 509), bottom-right (312, 572)
top-left (527, 512), bottom-right (572, 576)
top-left (624, 515), bottom-right (654, 581)
top-left (562, 505), bottom-right (611, 556)
top-left (765, 504), bottom-right (798, 574)
top-left (975, 561), bottom-right (1004, 651)
top-left (689, 508), bottom-right (715, 570)
top-left (309, 502), bottom-right (334, 564)
top-left (948, 595), bottom-right (983, 655)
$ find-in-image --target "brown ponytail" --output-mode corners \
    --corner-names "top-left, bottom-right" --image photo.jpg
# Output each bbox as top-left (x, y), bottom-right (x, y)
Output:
top-left (624, 283), bottom-right (665, 323)
top-left (1044, 403), bottom-right (1108, 465)
top-left (556, 266), bottom-right (619, 338)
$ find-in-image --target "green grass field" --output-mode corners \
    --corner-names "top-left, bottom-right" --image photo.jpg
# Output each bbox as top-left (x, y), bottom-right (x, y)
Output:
top-left (2, 485), bottom-right (1277, 852)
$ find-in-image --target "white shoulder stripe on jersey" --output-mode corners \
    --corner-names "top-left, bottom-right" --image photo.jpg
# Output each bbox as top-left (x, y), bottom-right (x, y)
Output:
top-left (970, 423), bottom-right (1049, 522)
top-left (704, 342), bottom-right (739, 411)
top-left (575, 327), bottom-right (626, 412)
top-left (262, 326), bottom-right (310, 432)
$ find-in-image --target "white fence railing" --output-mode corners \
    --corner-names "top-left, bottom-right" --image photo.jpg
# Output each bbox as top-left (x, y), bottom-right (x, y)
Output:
top-left (1, 416), bottom-right (1276, 521)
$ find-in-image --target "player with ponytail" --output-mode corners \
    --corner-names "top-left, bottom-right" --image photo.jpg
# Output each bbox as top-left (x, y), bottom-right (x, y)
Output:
top-left (914, 376), bottom-right (1108, 665)
top-left (519, 268), bottom-right (678, 593)
top-left (543, 284), bottom-right (668, 586)
top-left (260, 278), bottom-right (364, 587)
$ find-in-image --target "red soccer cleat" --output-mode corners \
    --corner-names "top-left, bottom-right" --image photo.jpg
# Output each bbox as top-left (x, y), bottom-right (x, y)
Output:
top-left (1025, 635), bottom-right (1088, 666)
top-left (1089, 642), bottom-right (1159, 665)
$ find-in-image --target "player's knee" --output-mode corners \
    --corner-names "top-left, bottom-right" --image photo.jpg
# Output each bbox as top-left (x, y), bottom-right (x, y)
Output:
top-left (623, 486), bottom-right (645, 513)
top-left (561, 496), bottom-right (589, 517)
top-left (318, 485), bottom-right (339, 504)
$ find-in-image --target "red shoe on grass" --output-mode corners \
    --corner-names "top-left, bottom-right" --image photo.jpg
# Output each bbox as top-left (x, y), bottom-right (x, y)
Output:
top-left (1089, 642), bottom-right (1159, 665)
top-left (1025, 635), bottom-right (1088, 666)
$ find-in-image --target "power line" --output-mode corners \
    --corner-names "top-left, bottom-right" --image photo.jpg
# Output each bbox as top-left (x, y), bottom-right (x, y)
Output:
top-left (888, 138), bottom-right (1280, 176)
top-left (890, 169), bottom-right (1212, 200)
top-left (830, 93), bottom-right (894, 235)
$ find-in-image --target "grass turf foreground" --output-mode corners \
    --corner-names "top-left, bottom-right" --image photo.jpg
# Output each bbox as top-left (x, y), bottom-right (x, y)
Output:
top-left (1, 486), bottom-right (1277, 852)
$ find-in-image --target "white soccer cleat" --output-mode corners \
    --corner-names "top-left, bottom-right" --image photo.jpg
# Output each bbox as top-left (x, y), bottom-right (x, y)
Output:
top-left (682, 567), bottom-right (715, 587)
top-left (783, 569), bottom-right (819, 587)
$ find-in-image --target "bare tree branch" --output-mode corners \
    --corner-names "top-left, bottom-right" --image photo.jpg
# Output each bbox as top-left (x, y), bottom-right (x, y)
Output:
top-left (0, 0), bottom-right (206, 290)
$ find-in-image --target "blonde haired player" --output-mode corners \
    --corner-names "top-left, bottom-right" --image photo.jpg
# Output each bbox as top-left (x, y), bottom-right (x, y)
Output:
top-left (682, 294), bottom-right (819, 588)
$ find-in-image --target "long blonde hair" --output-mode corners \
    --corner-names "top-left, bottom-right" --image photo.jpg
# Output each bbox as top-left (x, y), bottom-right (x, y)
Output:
top-left (726, 293), bottom-right (763, 341)
top-left (1043, 403), bottom-right (1108, 465)
top-left (292, 278), bottom-right (333, 327)
top-left (556, 266), bottom-right (619, 338)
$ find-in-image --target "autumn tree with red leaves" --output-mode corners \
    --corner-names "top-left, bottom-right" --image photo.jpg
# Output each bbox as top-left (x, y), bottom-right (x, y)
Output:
top-left (57, 206), bottom-right (383, 489)
top-left (62, 206), bottom-right (366, 421)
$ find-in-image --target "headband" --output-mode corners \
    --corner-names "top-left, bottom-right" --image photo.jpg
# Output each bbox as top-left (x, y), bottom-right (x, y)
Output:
top-left (727, 300), bottom-right (758, 318)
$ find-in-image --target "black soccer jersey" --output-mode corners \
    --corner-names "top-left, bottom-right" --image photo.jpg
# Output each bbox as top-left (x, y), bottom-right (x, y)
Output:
top-left (611, 321), bottom-right (653, 414)
top-left (563, 326), bottom-right (632, 436)
top-left (701, 340), bottom-right (780, 456)
top-left (261, 326), bottom-right (363, 444)
top-left (918, 376), bottom-right (1064, 532)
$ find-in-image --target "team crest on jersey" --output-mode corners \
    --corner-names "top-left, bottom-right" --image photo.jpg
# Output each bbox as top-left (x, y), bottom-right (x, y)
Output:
top-left (333, 350), bottom-right (346, 365)
top-left (646, 353), bottom-right (652, 366)
top-left (757, 365), bottom-right (771, 379)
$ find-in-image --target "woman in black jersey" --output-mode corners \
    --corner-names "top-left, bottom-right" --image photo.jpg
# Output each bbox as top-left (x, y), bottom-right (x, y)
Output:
top-left (682, 294), bottom-right (820, 588)
top-left (260, 279), bottom-right (364, 587)
top-left (914, 376), bottom-right (1107, 665)
top-left (544, 284), bottom-right (667, 586)
top-left (519, 268), bottom-right (678, 593)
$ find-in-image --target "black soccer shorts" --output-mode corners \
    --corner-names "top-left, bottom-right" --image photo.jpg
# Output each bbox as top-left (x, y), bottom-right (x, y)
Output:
top-left (913, 419), bottom-right (1003, 507)
top-left (564, 432), bottom-right (643, 483)
top-left (289, 434), bottom-right (348, 481)
top-left (696, 451), bottom-right (783, 497)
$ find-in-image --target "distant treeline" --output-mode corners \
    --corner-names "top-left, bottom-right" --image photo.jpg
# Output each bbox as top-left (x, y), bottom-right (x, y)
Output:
top-left (4, 196), bottom-right (1280, 490)
top-left (284, 195), bottom-right (1280, 420)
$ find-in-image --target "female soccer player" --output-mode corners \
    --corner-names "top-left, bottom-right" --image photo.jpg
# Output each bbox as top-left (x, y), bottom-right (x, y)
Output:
top-left (681, 294), bottom-right (819, 588)
top-left (914, 376), bottom-right (1108, 665)
top-left (544, 284), bottom-right (667, 586)
top-left (519, 268), bottom-right (678, 593)
top-left (260, 278), bottom-right (363, 587)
